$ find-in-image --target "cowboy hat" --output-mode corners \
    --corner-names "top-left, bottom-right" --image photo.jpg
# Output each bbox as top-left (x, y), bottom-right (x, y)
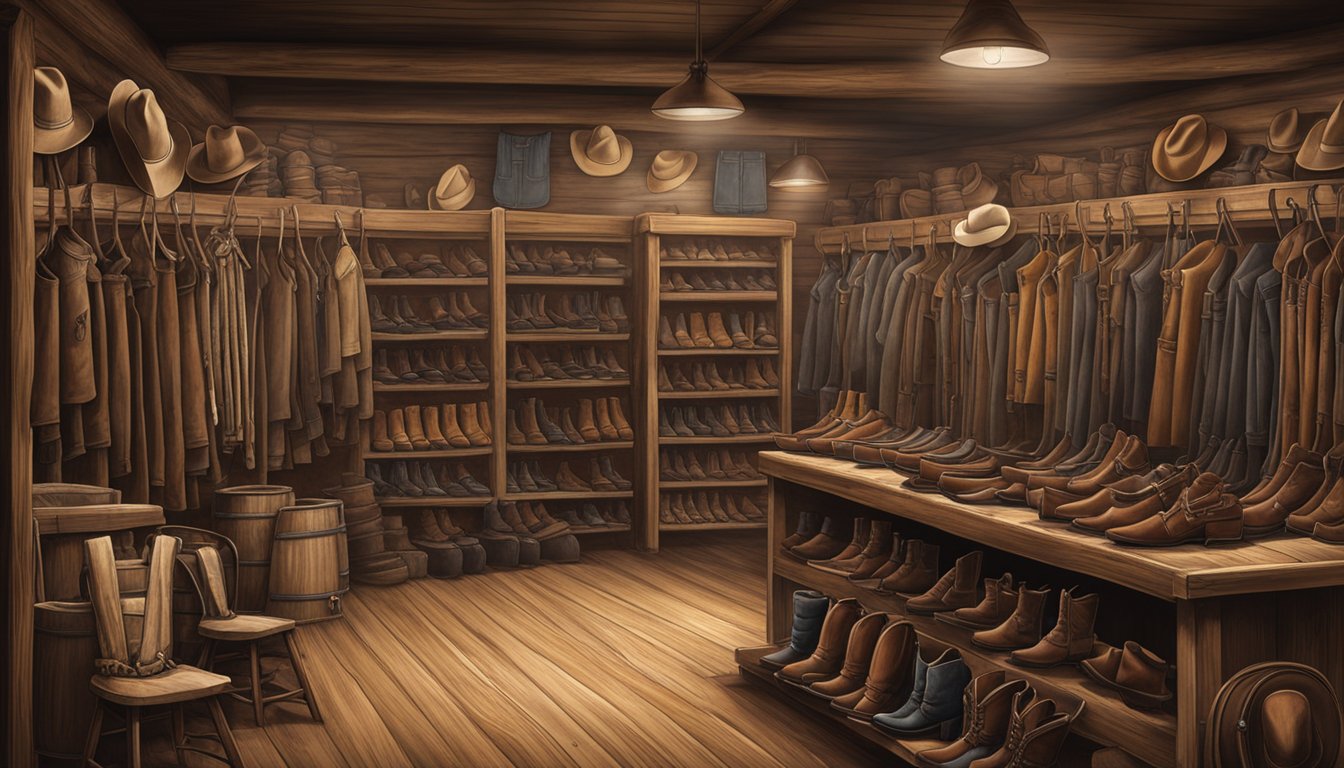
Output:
top-left (33, 67), bottom-right (92, 155)
top-left (1151, 114), bottom-right (1227, 182)
top-left (107, 79), bottom-right (189, 199)
top-left (186, 124), bottom-right (267, 184)
top-left (1205, 662), bottom-right (1342, 768)
top-left (1268, 108), bottom-right (1312, 154)
top-left (570, 125), bottom-right (632, 177)
top-left (647, 150), bottom-right (697, 193)
top-left (954, 203), bottom-right (1016, 247)
top-left (427, 164), bottom-right (476, 211)
top-left (958, 162), bottom-right (1000, 209)
top-left (1297, 99), bottom-right (1344, 172)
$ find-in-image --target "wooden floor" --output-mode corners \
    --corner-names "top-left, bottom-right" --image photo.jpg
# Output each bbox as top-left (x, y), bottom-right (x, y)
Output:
top-left (137, 535), bottom-right (884, 767)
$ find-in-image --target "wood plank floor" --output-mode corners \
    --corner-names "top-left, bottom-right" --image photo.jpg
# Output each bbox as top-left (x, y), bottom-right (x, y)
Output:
top-left (135, 534), bottom-right (884, 767)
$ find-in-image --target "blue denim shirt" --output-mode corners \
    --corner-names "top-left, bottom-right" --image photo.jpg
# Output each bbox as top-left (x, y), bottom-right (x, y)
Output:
top-left (713, 150), bottom-right (768, 215)
top-left (494, 131), bottom-right (550, 209)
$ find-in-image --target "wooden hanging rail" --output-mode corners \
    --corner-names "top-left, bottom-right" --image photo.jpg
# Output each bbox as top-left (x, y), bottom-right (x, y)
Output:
top-left (814, 179), bottom-right (1344, 254)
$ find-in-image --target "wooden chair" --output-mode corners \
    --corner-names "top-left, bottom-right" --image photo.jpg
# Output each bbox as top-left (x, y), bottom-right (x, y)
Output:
top-left (161, 525), bottom-right (322, 727)
top-left (81, 534), bottom-right (242, 768)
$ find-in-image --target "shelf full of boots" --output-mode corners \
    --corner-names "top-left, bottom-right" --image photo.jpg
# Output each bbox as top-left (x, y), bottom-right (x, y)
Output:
top-left (636, 214), bottom-right (795, 550)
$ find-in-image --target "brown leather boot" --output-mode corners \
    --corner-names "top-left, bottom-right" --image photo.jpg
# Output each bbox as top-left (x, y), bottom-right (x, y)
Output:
top-left (809, 518), bottom-right (871, 572)
top-left (807, 612), bottom-right (888, 700)
top-left (706, 312), bottom-right (733, 348)
top-left (422, 406), bottom-right (450, 449)
top-left (1070, 463), bottom-right (1197, 534)
top-left (439, 404), bottom-right (472, 448)
top-left (1063, 435), bottom-right (1150, 496)
top-left (372, 410), bottom-right (394, 451)
top-left (904, 550), bottom-right (982, 612)
top-left (1010, 589), bottom-right (1098, 668)
top-left (459, 402), bottom-right (489, 446)
top-left (1243, 461), bottom-right (1325, 536)
top-left (830, 621), bottom-right (917, 720)
top-left (1243, 443), bottom-right (1320, 506)
top-left (409, 510), bottom-right (457, 549)
top-left (969, 691), bottom-right (1074, 768)
top-left (1106, 472), bottom-right (1243, 546)
top-left (913, 672), bottom-right (1029, 768)
top-left (784, 516), bottom-right (849, 562)
top-left (516, 400), bottom-right (545, 445)
top-left (577, 399), bottom-right (601, 442)
top-left (1046, 464), bottom-right (1178, 522)
top-left (972, 585), bottom-right (1049, 651)
top-left (403, 405), bottom-right (431, 450)
top-left (555, 461), bottom-right (590, 492)
top-left (850, 535), bottom-right (903, 586)
top-left (689, 312), bottom-right (714, 347)
top-left (607, 397), bottom-right (634, 440)
top-left (658, 315), bottom-right (678, 348)
top-left (388, 408), bottom-right (413, 451)
top-left (936, 573), bottom-right (1016, 631)
top-left (1079, 641), bottom-right (1173, 710)
top-left (593, 397), bottom-right (620, 441)
top-left (672, 313), bottom-right (694, 347)
top-left (744, 359), bottom-right (770, 388)
top-left (840, 521), bottom-right (894, 580)
top-left (776, 598), bottom-right (862, 686)
top-left (876, 540), bottom-right (939, 595)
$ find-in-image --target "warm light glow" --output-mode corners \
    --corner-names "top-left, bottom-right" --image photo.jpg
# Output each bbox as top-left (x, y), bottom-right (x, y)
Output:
top-left (653, 0), bottom-right (744, 120)
top-left (769, 152), bottom-right (829, 188)
top-left (940, 0), bottom-right (1050, 69)
top-left (940, 45), bottom-right (1049, 68)
top-left (982, 45), bottom-right (1002, 65)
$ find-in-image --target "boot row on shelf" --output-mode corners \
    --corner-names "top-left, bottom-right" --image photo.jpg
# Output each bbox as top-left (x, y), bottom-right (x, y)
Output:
top-left (366, 461), bottom-right (491, 499)
top-left (506, 458), bottom-right (632, 493)
top-left (374, 347), bottom-right (490, 385)
top-left (508, 396), bottom-right (634, 445)
top-left (363, 242), bottom-right (489, 279)
top-left (761, 594), bottom-right (1083, 765)
top-left (659, 491), bottom-right (766, 524)
top-left (658, 404), bottom-right (779, 437)
top-left (509, 345), bottom-right (628, 381)
top-left (370, 293), bottom-right (488, 333)
top-left (658, 311), bottom-right (778, 349)
top-left (659, 448), bottom-right (761, 482)
top-left (505, 244), bottom-right (626, 276)
top-left (552, 501), bottom-right (632, 529)
top-left (658, 360), bottom-right (778, 392)
top-left (370, 403), bottom-right (492, 451)
top-left (411, 502), bottom-right (581, 578)
top-left (506, 293), bottom-right (630, 333)
top-left (660, 270), bottom-right (776, 292)
top-left (661, 239), bottom-right (777, 262)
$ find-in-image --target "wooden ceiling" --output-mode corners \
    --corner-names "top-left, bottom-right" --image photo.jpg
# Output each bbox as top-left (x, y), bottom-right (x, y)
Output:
top-left (108, 0), bottom-right (1344, 148)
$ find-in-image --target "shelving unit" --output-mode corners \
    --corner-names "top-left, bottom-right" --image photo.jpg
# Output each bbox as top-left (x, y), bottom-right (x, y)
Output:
top-left (637, 214), bottom-right (794, 551)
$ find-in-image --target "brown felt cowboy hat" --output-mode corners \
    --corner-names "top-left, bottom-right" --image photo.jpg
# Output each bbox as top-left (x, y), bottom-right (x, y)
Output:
top-left (107, 79), bottom-right (190, 198)
top-left (1296, 98), bottom-right (1344, 172)
top-left (647, 150), bottom-right (697, 193)
top-left (1268, 108), bottom-right (1313, 154)
top-left (427, 164), bottom-right (476, 211)
top-left (33, 67), bottom-right (92, 156)
top-left (1151, 114), bottom-right (1227, 183)
top-left (186, 125), bottom-right (267, 184)
top-left (570, 125), bottom-right (632, 177)
top-left (1205, 662), bottom-right (1342, 768)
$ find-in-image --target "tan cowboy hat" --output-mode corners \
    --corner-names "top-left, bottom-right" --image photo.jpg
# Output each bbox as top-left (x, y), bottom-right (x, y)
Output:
top-left (1268, 108), bottom-right (1312, 154)
top-left (427, 164), bottom-right (476, 211)
top-left (570, 125), bottom-right (632, 177)
top-left (108, 79), bottom-right (189, 199)
top-left (1151, 114), bottom-right (1227, 182)
top-left (33, 67), bottom-right (92, 156)
top-left (186, 124), bottom-right (267, 184)
top-left (647, 150), bottom-right (697, 193)
top-left (1205, 662), bottom-right (1341, 768)
top-left (958, 162), bottom-right (1000, 209)
top-left (1297, 99), bottom-right (1344, 172)
top-left (954, 203), bottom-right (1016, 247)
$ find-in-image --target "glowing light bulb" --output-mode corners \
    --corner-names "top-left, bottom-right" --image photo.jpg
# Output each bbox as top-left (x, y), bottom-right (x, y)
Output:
top-left (982, 46), bottom-right (1003, 66)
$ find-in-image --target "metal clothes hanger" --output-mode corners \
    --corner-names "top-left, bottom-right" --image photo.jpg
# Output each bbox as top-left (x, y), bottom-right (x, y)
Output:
top-left (1120, 201), bottom-right (1136, 251)
top-left (1214, 197), bottom-right (1242, 247)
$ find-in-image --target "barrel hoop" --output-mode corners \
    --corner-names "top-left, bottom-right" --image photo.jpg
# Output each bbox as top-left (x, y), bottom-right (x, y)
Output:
top-left (268, 590), bottom-right (344, 601)
top-left (273, 525), bottom-right (347, 540)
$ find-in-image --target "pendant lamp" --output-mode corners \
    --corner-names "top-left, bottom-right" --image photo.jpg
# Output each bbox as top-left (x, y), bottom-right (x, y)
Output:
top-left (652, 0), bottom-right (744, 121)
top-left (940, 0), bottom-right (1049, 69)
top-left (770, 140), bottom-right (829, 188)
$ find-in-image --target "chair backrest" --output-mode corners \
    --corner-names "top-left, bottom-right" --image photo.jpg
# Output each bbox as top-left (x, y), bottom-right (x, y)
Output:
top-left (155, 525), bottom-right (239, 618)
top-left (84, 533), bottom-right (180, 677)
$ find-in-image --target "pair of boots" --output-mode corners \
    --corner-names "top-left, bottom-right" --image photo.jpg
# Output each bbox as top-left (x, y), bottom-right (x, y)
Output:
top-left (970, 586), bottom-right (1101, 670)
top-left (366, 462), bottom-right (490, 498)
top-left (506, 292), bottom-right (629, 333)
top-left (505, 244), bottom-right (623, 276)
top-left (663, 239), bottom-right (774, 261)
top-left (657, 311), bottom-right (776, 350)
top-left (911, 671), bottom-right (1083, 767)
top-left (371, 293), bottom-right (486, 333)
top-left (484, 499), bottom-right (571, 541)
top-left (509, 345), bottom-right (627, 381)
top-left (659, 492), bottom-right (763, 524)
top-left (370, 403), bottom-right (490, 452)
top-left (508, 397), bottom-right (633, 446)
top-left (373, 347), bottom-right (489, 385)
top-left (554, 501), bottom-right (632, 528)
top-left (365, 242), bottom-right (487, 278)
top-left (659, 448), bottom-right (759, 481)
top-left (508, 458), bottom-right (630, 493)
top-left (658, 359), bottom-right (777, 392)
top-left (660, 269), bottom-right (776, 292)
top-left (409, 509), bottom-right (486, 578)
top-left (658, 404), bottom-right (779, 437)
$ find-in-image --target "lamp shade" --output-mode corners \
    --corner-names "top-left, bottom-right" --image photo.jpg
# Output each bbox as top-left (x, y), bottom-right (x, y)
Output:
top-left (770, 153), bottom-right (829, 188)
top-left (652, 63), bottom-right (745, 121)
top-left (940, 0), bottom-right (1049, 69)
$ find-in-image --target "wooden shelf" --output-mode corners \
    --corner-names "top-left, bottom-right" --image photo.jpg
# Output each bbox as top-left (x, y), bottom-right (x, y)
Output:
top-left (372, 330), bottom-right (489, 343)
top-left (657, 388), bottom-right (779, 399)
top-left (772, 557), bottom-right (1177, 767)
top-left (659, 291), bottom-right (778, 302)
top-left (365, 277), bottom-right (488, 287)
top-left (759, 451), bottom-right (1344, 601)
top-left (363, 447), bottom-right (492, 460)
top-left (376, 496), bottom-right (492, 508)
top-left (659, 478), bottom-right (767, 489)
top-left (661, 521), bottom-right (767, 532)
top-left (501, 490), bottom-right (635, 502)
top-left (507, 378), bottom-right (630, 390)
top-left (636, 213), bottom-right (796, 237)
top-left (660, 259), bottom-right (778, 269)
top-left (373, 382), bottom-right (490, 393)
top-left (507, 275), bottom-right (628, 286)
top-left (568, 524), bottom-right (633, 536)
top-left (503, 210), bottom-right (633, 241)
top-left (506, 441), bottom-right (634, 454)
top-left (657, 347), bottom-right (779, 357)
top-left (659, 435), bottom-right (778, 445)
top-left (507, 331), bottom-right (630, 342)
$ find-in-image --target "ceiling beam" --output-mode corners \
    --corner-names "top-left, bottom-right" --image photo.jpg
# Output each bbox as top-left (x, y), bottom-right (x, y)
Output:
top-left (706, 0), bottom-right (801, 61)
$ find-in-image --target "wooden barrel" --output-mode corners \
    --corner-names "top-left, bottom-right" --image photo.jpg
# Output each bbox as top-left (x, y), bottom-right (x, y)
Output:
top-left (213, 485), bottom-right (294, 613)
top-left (267, 498), bottom-right (346, 624)
top-left (34, 601), bottom-right (98, 761)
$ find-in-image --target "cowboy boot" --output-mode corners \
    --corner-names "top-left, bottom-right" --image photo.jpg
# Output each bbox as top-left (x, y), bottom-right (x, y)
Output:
top-left (688, 312), bottom-right (714, 347)
top-left (520, 399), bottom-right (548, 445)
top-left (555, 461), bottom-right (591, 492)
top-left (577, 399), bottom-right (602, 442)
top-left (776, 598), bottom-right (863, 686)
top-left (831, 621), bottom-right (918, 719)
top-left (807, 612), bottom-right (889, 700)
top-left (561, 409), bottom-right (585, 444)
top-left (403, 405), bottom-right (431, 450)
top-left (876, 540), bottom-right (939, 595)
top-left (422, 406), bottom-right (450, 449)
top-left (459, 402), bottom-right (489, 446)
top-left (371, 410), bottom-right (394, 451)
top-left (388, 408), bottom-right (414, 451)
top-left (707, 312), bottom-right (733, 348)
top-left (1010, 589), bottom-right (1099, 668)
top-left (607, 397), bottom-right (634, 440)
top-left (760, 590), bottom-right (831, 669)
top-left (935, 573), bottom-right (1017, 631)
top-left (972, 585), bottom-right (1050, 651)
top-left (905, 550), bottom-right (982, 613)
top-left (589, 458), bottom-right (617, 491)
top-left (440, 404), bottom-right (471, 448)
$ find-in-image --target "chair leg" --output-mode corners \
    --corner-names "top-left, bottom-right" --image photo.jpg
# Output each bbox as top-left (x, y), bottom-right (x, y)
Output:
top-left (126, 706), bottom-right (142, 768)
top-left (249, 640), bottom-right (266, 726)
top-left (207, 697), bottom-right (244, 767)
top-left (197, 637), bottom-right (217, 670)
top-left (284, 631), bottom-right (323, 723)
top-left (171, 704), bottom-right (188, 768)
top-left (82, 701), bottom-right (105, 766)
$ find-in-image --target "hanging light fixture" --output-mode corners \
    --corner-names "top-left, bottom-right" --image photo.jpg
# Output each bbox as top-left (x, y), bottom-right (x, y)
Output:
top-left (652, 0), bottom-right (744, 121)
top-left (940, 0), bottom-right (1049, 69)
top-left (770, 140), bottom-right (829, 188)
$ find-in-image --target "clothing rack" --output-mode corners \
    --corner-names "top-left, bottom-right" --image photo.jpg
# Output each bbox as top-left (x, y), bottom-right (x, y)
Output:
top-left (813, 179), bottom-right (1344, 254)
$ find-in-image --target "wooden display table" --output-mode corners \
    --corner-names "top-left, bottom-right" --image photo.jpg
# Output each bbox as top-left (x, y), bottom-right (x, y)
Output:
top-left (751, 451), bottom-right (1344, 767)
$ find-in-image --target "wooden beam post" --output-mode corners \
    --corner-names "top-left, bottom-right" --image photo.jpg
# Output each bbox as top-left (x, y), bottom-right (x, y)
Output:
top-left (706, 0), bottom-right (802, 61)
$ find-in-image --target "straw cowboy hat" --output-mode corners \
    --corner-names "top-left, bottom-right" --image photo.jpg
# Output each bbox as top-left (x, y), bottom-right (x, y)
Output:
top-left (186, 125), bottom-right (267, 184)
top-left (1296, 98), bottom-right (1344, 172)
top-left (33, 67), bottom-right (92, 156)
top-left (571, 125), bottom-right (632, 177)
top-left (108, 79), bottom-right (189, 198)
top-left (427, 164), bottom-right (476, 211)
top-left (1268, 108), bottom-right (1313, 154)
top-left (647, 150), bottom-right (698, 193)
top-left (1205, 662), bottom-right (1342, 768)
top-left (954, 203), bottom-right (1016, 247)
top-left (1151, 114), bottom-right (1227, 182)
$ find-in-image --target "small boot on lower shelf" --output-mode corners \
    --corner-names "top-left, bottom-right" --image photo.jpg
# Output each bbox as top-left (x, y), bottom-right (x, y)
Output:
top-left (935, 573), bottom-right (1017, 631)
top-left (972, 585), bottom-right (1050, 651)
top-left (806, 612), bottom-right (889, 700)
top-left (871, 647), bottom-right (971, 739)
top-left (775, 598), bottom-right (862, 686)
top-left (970, 694), bottom-right (1082, 768)
top-left (904, 550), bottom-right (983, 615)
top-left (875, 540), bottom-right (939, 595)
top-left (913, 672), bottom-right (1029, 768)
top-left (830, 620), bottom-right (917, 719)
top-left (1010, 588), bottom-right (1099, 668)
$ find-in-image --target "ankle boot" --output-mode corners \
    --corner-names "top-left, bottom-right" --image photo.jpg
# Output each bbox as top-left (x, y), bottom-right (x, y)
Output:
top-left (876, 540), bottom-right (939, 595)
top-left (831, 621), bottom-right (918, 719)
top-left (760, 590), bottom-right (831, 669)
top-left (594, 397), bottom-right (620, 440)
top-left (506, 409), bottom-right (526, 445)
top-left (607, 397), bottom-right (634, 440)
top-left (414, 462), bottom-right (447, 495)
top-left (744, 359), bottom-right (770, 388)
top-left (514, 461), bottom-right (539, 492)
top-left (807, 612), bottom-right (889, 700)
top-left (657, 365), bottom-right (674, 391)
top-left (658, 409), bottom-right (676, 437)
top-left (555, 461), bottom-right (591, 492)
top-left (872, 647), bottom-right (971, 739)
top-left (705, 451), bottom-right (727, 480)
top-left (388, 408), bottom-right (414, 451)
top-left (599, 456), bottom-right (632, 490)
top-left (842, 521), bottom-right (895, 580)
top-left (936, 573), bottom-right (1017, 631)
top-left (410, 510), bottom-right (455, 546)
top-left (972, 585), bottom-right (1050, 651)
top-left (671, 314), bottom-right (693, 347)
top-left (452, 465), bottom-right (490, 496)
top-left (761, 359), bottom-right (780, 386)
top-left (727, 312), bottom-right (753, 348)
top-left (755, 313), bottom-right (778, 347)
top-left (1010, 589), bottom-right (1099, 668)
top-left (589, 458), bottom-right (617, 491)
top-left (577, 399), bottom-right (602, 442)
top-left (559, 409), bottom-right (585, 444)
top-left (372, 410), bottom-right (394, 451)
top-left (373, 350), bottom-right (398, 384)
top-left (685, 450), bottom-right (708, 480)
top-left (785, 516), bottom-right (850, 562)
top-left (973, 695), bottom-right (1078, 768)
top-left (905, 550), bottom-right (982, 612)
top-left (680, 407), bottom-right (708, 436)
top-left (706, 363), bottom-right (732, 391)
top-left (403, 405), bottom-right (431, 450)
top-left (529, 461), bottom-right (556, 491)
top-left (809, 518), bottom-right (871, 571)
top-left (776, 598), bottom-right (863, 686)
top-left (689, 312), bottom-right (714, 347)
top-left (914, 672), bottom-right (1030, 767)
top-left (707, 312), bottom-right (733, 348)
top-left (459, 402), bottom-right (489, 446)
top-left (440, 404), bottom-right (471, 448)
top-left (422, 406), bottom-right (450, 449)
top-left (520, 399), bottom-right (548, 445)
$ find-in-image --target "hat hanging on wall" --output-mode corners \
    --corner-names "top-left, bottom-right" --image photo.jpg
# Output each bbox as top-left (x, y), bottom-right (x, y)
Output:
top-left (186, 124), bottom-right (267, 184)
top-left (1204, 661), bottom-right (1341, 768)
top-left (1296, 98), bottom-right (1344, 172)
top-left (107, 79), bottom-right (189, 198)
top-left (954, 203), bottom-right (1017, 247)
top-left (1267, 108), bottom-right (1312, 154)
top-left (571, 125), bottom-right (632, 177)
top-left (427, 164), bottom-right (476, 210)
top-left (647, 150), bottom-right (698, 193)
top-left (33, 67), bottom-right (93, 155)
top-left (1150, 114), bottom-right (1227, 182)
